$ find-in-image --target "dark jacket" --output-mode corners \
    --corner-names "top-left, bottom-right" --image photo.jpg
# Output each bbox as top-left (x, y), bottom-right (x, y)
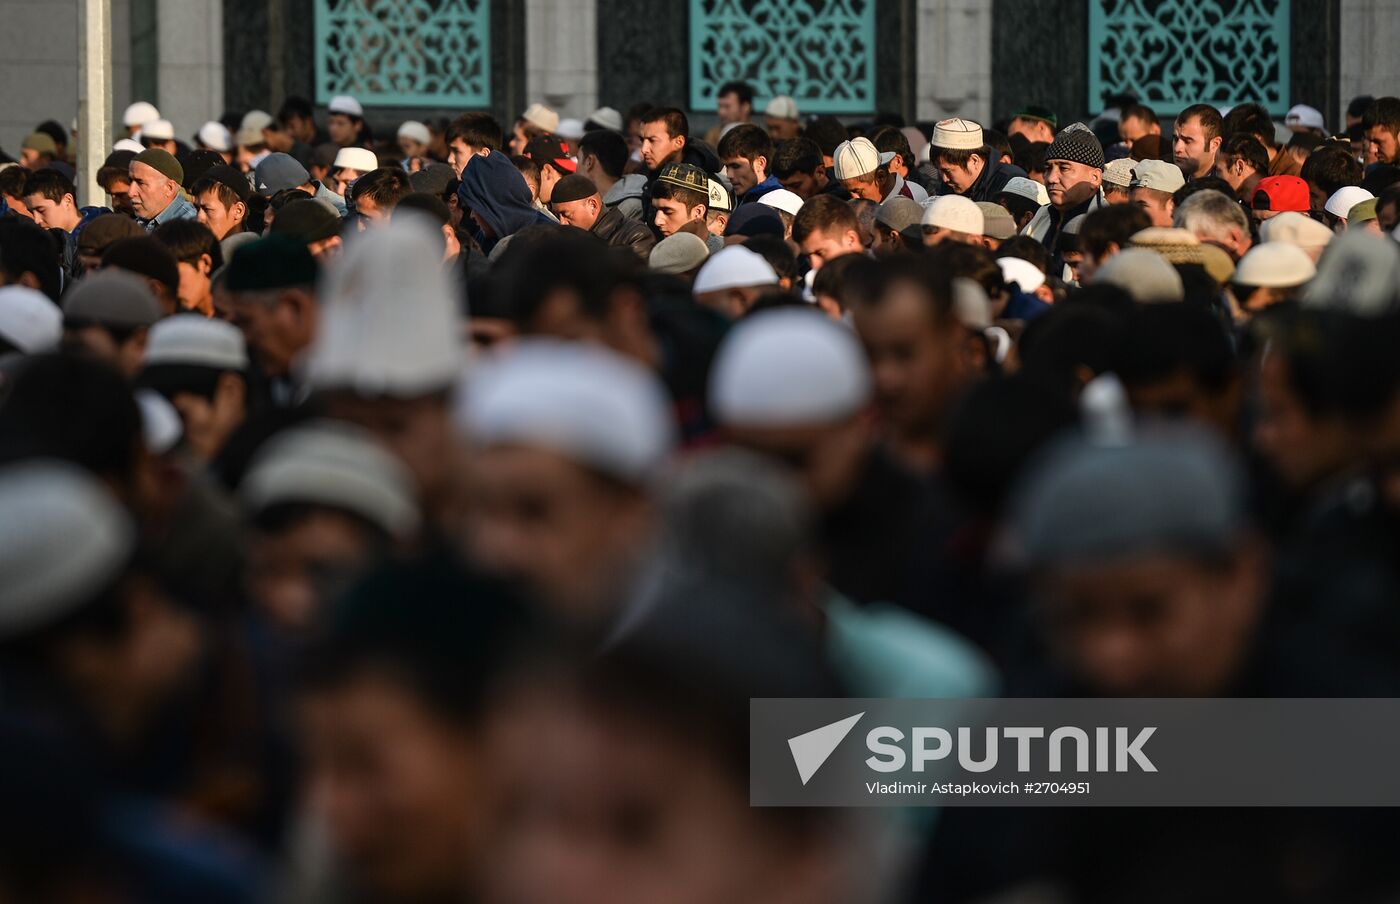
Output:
top-left (456, 150), bottom-right (555, 254)
top-left (737, 174), bottom-right (781, 206)
top-left (939, 159), bottom-right (1027, 203)
top-left (590, 206), bottom-right (656, 259)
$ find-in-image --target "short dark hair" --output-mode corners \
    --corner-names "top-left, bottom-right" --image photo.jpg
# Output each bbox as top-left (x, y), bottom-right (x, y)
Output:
top-left (791, 194), bottom-right (859, 244)
top-left (21, 169), bottom-right (75, 204)
top-left (1219, 133), bottom-right (1269, 174)
top-left (717, 123), bottom-right (774, 164)
top-left (860, 253), bottom-right (956, 324)
top-left (1363, 165), bottom-right (1400, 197)
top-left (984, 128), bottom-right (1012, 164)
top-left (353, 166), bottom-right (414, 210)
top-left (190, 174), bottom-right (246, 212)
top-left (0, 218), bottom-right (61, 302)
top-left (1120, 103), bottom-right (1159, 129)
top-left (929, 144), bottom-right (984, 169)
top-left (578, 128), bottom-right (629, 179)
top-left (1078, 203), bottom-right (1152, 261)
top-left (1221, 102), bottom-right (1275, 148)
top-left (717, 81), bottom-right (755, 106)
top-left (641, 107), bottom-right (689, 141)
top-left (772, 138), bottom-right (824, 179)
top-left (1362, 97), bottom-right (1400, 133)
top-left (1014, 139), bottom-right (1050, 175)
top-left (1300, 146), bottom-right (1362, 198)
top-left (395, 192), bottom-right (450, 227)
top-left (804, 116), bottom-right (849, 158)
top-left (0, 167), bottom-right (28, 200)
top-left (997, 236), bottom-right (1050, 274)
top-left (153, 218), bottom-right (222, 270)
top-left (498, 230), bottom-right (642, 328)
top-left (277, 95), bottom-right (315, 124)
top-left (649, 179), bottom-right (707, 213)
top-left (870, 127), bottom-right (916, 168)
top-left (1117, 302), bottom-right (1236, 395)
top-left (35, 120), bottom-right (67, 148)
top-left (446, 111), bottom-right (503, 151)
top-left (1176, 103), bottom-right (1224, 144)
top-left (743, 234), bottom-right (797, 282)
top-left (511, 155), bottom-right (541, 192)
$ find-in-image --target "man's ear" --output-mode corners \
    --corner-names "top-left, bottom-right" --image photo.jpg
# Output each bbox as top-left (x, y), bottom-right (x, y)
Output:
top-left (199, 253), bottom-right (213, 277)
top-left (231, 200), bottom-right (248, 222)
top-left (754, 155), bottom-right (769, 179)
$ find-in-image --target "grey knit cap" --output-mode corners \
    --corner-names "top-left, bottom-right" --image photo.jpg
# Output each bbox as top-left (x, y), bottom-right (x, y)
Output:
top-left (1044, 122), bottom-right (1104, 170)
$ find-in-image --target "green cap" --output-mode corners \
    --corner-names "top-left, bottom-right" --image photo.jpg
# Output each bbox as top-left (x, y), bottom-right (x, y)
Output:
top-left (656, 161), bottom-right (709, 193)
top-left (22, 132), bottom-right (56, 155)
top-left (226, 235), bottom-right (318, 292)
top-left (132, 148), bottom-right (183, 184)
top-left (1013, 105), bottom-right (1058, 128)
top-left (1348, 198), bottom-right (1379, 224)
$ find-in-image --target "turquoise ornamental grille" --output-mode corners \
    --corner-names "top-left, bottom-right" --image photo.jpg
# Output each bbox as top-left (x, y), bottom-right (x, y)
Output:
top-left (690, 0), bottom-right (876, 114)
top-left (314, 0), bottom-right (490, 108)
top-left (1088, 0), bottom-right (1290, 115)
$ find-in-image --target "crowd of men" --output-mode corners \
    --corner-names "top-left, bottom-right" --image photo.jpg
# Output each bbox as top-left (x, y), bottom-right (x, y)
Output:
top-left (2, 78), bottom-right (1400, 901)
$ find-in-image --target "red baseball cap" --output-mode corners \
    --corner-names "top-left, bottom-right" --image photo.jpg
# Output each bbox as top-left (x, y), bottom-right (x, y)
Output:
top-left (1252, 175), bottom-right (1310, 212)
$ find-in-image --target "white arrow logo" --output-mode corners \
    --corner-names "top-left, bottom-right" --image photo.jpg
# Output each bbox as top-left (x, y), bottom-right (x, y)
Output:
top-left (788, 712), bottom-right (864, 785)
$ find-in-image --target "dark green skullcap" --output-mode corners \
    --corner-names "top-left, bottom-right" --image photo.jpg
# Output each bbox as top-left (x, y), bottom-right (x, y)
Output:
top-left (270, 198), bottom-right (342, 244)
top-left (132, 148), bottom-right (183, 185)
top-left (1014, 105), bottom-right (1058, 128)
top-left (225, 235), bottom-right (318, 292)
top-left (550, 174), bottom-right (600, 204)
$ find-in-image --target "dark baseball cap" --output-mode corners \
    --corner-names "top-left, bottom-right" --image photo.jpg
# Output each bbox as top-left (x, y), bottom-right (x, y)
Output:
top-left (268, 198), bottom-right (342, 244)
top-left (523, 134), bottom-right (577, 173)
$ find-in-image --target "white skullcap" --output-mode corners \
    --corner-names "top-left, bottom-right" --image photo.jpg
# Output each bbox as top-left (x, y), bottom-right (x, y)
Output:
top-left (766, 96), bottom-right (800, 120)
top-left (556, 118), bottom-right (585, 142)
top-left (931, 118), bottom-right (984, 151)
top-left (1324, 185), bottom-right (1374, 219)
top-left (198, 121), bottom-right (232, 152)
top-left (1233, 241), bottom-right (1316, 288)
top-left (134, 389), bottom-right (183, 455)
top-left (692, 245), bottom-right (780, 295)
top-left (1285, 104), bottom-right (1325, 131)
top-left (122, 101), bottom-right (160, 128)
top-left (113, 138), bottom-right (144, 153)
top-left (0, 287), bottom-right (61, 353)
top-left (142, 314), bottom-right (248, 370)
top-left (1260, 211), bottom-right (1333, 250)
top-left (0, 460), bottom-right (135, 638)
top-left (710, 308), bottom-right (872, 428)
top-left (397, 120), bottom-right (432, 146)
top-left (306, 216), bottom-right (463, 396)
top-left (922, 194), bottom-right (984, 235)
top-left (998, 256), bottom-right (1046, 293)
top-left (588, 106), bottom-right (623, 131)
top-left (328, 95), bottom-right (364, 117)
top-left (521, 102), bottom-right (559, 133)
top-left (999, 175), bottom-right (1050, 207)
top-left (140, 118), bottom-right (174, 141)
top-left (757, 188), bottom-right (804, 217)
top-left (1093, 248), bottom-right (1185, 303)
top-left (333, 147), bottom-right (378, 173)
top-left (832, 137), bottom-right (895, 180)
top-left (242, 421), bottom-right (422, 540)
top-left (459, 340), bottom-right (676, 483)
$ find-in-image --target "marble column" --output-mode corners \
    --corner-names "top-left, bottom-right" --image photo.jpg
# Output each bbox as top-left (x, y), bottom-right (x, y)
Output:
top-left (917, 0), bottom-right (992, 124)
top-left (1339, 0), bottom-right (1400, 130)
top-left (525, 0), bottom-right (598, 119)
top-left (155, 0), bottom-right (223, 138)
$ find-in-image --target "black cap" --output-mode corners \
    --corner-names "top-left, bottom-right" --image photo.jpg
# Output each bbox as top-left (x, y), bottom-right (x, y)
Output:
top-left (195, 164), bottom-right (252, 202)
top-left (226, 235), bottom-right (319, 292)
top-left (409, 163), bottom-right (456, 196)
top-left (182, 149), bottom-right (227, 189)
top-left (269, 198), bottom-right (342, 245)
top-left (101, 149), bottom-right (137, 171)
top-left (523, 134), bottom-right (577, 173)
top-left (550, 173), bottom-right (600, 204)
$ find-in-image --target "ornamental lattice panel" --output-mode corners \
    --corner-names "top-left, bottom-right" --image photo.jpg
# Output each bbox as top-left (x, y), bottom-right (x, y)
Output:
top-left (1088, 0), bottom-right (1290, 115)
top-left (690, 0), bottom-right (876, 114)
top-left (314, 0), bottom-right (490, 108)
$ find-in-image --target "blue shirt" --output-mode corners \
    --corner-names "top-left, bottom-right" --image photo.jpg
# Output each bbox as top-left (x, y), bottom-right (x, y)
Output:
top-left (142, 193), bottom-right (198, 232)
